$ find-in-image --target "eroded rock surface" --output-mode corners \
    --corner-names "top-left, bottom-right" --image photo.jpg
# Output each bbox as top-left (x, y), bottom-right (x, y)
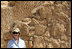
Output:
top-left (1, 1), bottom-right (71, 48)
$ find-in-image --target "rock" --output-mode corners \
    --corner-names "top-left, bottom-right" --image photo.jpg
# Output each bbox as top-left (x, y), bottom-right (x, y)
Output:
top-left (38, 7), bottom-right (47, 19)
top-left (12, 1), bottom-right (44, 20)
top-left (32, 18), bottom-right (40, 25)
top-left (31, 6), bottom-right (44, 15)
top-left (54, 4), bottom-right (64, 14)
top-left (61, 34), bottom-right (68, 41)
top-left (49, 38), bottom-right (60, 48)
top-left (21, 18), bottom-right (31, 25)
top-left (50, 22), bottom-right (65, 39)
top-left (20, 35), bottom-right (30, 41)
top-left (56, 23), bottom-right (65, 33)
top-left (29, 26), bottom-right (35, 36)
top-left (55, 1), bottom-right (62, 4)
top-left (69, 9), bottom-right (71, 17)
top-left (44, 1), bottom-right (55, 5)
top-left (29, 37), bottom-right (33, 41)
top-left (31, 18), bottom-right (47, 36)
top-left (33, 36), bottom-right (46, 48)
top-left (44, 7), bottom-right (52, 23)
top-left (8, 1), bottom-right (16, 7)
top-left (28, 41), bottom-right (33, 48)
top-left (1, 40), bottom-right (7, 48)
top-left (29, 26), bottom-right (35, 31)
top-left (43, 31), bottom-right (50, 38)
top-left (25, 41), bottom-right (28, 48)
top-left (29, 31), bottom-right (35, 36)
top-left (35, 24), bottom-right (47, 36)
top-left (32, 5), bottom-right (52, 21)
top-left (13, 20), bottom-right (30, 36)
top-left (39, 19), bottom-right (47, 26)
top-left (62, 1), bottom-right (71, 9)
top-left (47, 43), bottom-right (53, 48)
top-left (3, 31), bottom-right (12, 40)
top-left (1, 1), bottom-right (9, 5)
top-left (1, 1), bottom-right (71, 48)
top-left (60, 41), bottom-right (69, 48)
top-left (66, 21), bottom-right (71, 37)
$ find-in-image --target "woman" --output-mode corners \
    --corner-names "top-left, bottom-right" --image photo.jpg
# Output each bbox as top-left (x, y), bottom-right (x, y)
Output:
top-left (7, 28), bottom-right (26, 48)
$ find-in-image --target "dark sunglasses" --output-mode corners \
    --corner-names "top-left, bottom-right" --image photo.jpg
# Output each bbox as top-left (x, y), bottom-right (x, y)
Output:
top-left (13, 32), bottom-right (19, 34)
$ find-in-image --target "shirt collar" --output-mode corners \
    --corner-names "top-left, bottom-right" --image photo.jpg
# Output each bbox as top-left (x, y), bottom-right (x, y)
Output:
top-left (12, 37), bottom-right (21, 44)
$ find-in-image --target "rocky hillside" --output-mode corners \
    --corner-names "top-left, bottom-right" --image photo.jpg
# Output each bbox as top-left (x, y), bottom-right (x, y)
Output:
top-left (1, 1), bottom-right (71, 48)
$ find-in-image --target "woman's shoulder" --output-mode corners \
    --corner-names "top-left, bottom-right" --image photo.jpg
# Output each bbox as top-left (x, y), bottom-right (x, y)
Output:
top-left (8, 39), bottom-right (14, 44)
top-left (19, 38), bottom-right (25, 43)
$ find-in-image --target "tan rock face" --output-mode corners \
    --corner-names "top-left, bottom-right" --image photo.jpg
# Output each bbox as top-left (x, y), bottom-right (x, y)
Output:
top-left (1, 1), bottom-right (71, 48)
top-left (35, 25), bottom-right (47, 36)
top-left (33, 36), bottom-right (46, 48)
top-left (1, 1), bottom-right (9, 5)
top-left (28, 41), bottom-right (33, 48)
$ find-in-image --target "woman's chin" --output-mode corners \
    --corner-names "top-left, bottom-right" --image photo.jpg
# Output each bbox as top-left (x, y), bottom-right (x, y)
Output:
top-left (15, 37), bottom-right (19, 40)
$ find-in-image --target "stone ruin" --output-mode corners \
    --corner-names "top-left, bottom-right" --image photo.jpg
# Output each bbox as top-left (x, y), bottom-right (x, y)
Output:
top-left (1, 1), bottom-right (71, 48)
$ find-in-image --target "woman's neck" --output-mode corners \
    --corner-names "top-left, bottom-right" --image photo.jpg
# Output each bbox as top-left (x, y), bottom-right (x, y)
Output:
top-left (15, 37), bottom-right (19, 44)
top-left (16, 39), bottom-right (19, 44)
top-left (16, 39), bottom-right (18, 42)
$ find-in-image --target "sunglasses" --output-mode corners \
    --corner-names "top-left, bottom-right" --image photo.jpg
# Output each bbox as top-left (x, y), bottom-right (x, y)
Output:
top-left (13, 32), bottom-right (20, 34)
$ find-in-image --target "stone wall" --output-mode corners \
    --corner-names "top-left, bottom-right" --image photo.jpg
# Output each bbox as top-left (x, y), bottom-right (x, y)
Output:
top-left (1, 1), bottom-right (71, 48)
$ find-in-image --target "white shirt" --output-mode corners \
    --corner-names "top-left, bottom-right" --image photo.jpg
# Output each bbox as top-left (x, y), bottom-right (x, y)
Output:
top-left (7, 37), bottom-right (26, 48)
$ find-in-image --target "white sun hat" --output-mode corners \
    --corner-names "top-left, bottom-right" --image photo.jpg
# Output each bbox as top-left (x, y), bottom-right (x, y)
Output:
top-left (13, 28), bottom-right (20, 33)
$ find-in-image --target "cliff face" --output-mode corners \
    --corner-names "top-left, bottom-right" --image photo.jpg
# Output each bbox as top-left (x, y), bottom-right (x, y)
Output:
top-left (1, 1), bottom-right (71, 48)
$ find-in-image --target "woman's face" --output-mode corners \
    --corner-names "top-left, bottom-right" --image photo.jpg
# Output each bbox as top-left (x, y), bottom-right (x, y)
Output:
top-left (12, 32), bottom-right (20, 40)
